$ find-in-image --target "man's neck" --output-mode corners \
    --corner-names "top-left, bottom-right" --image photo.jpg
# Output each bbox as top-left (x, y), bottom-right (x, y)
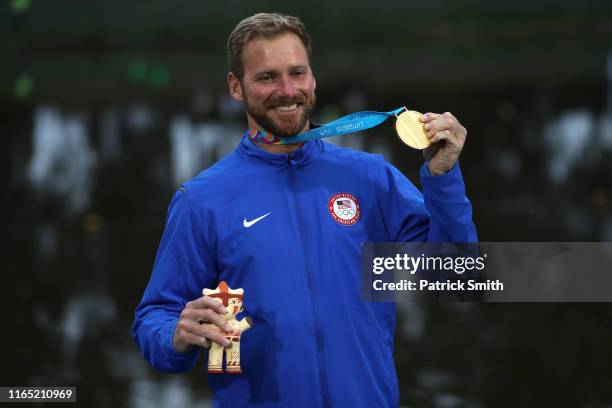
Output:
top-left (250, 122), bottom-right (309, 154)
top-left (256, 141), bottom-right (304, 154)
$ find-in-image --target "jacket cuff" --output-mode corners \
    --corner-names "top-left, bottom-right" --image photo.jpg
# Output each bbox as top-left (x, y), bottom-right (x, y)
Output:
top-left (420, 161), bottom-right (469, 216)
top-left (420, 161), bottom-right (463, 187)
top-left (162, 319), bottom-right (200, 363)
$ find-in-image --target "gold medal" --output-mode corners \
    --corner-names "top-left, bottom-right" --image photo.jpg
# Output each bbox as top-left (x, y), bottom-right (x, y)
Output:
top-left (395, 110), bottom-right (431, 149)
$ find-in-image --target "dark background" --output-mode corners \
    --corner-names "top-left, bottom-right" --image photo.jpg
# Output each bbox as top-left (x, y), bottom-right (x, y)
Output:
top-left (3, 0), bottom-right (612, 407)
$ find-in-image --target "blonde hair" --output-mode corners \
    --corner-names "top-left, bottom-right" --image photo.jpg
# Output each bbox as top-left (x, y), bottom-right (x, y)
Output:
top-left (227, 13), bottom-right (312, 79)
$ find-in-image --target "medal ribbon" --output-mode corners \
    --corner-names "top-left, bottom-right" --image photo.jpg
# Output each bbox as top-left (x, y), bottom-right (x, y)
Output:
top-left (246, 106), bottom-right (407, 145)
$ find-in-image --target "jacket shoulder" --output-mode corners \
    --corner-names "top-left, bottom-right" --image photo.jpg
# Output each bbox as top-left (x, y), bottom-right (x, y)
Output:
top-left (321, 140), bottom-right (389, 169)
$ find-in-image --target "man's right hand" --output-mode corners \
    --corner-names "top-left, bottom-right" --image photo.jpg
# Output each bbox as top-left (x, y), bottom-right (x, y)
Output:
top-left (172, 296), bottom-right (232, 353)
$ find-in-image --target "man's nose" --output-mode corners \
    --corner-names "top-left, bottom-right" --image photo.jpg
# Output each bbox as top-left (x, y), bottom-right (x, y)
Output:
top-left (276, 75), bottom-right (296, 98)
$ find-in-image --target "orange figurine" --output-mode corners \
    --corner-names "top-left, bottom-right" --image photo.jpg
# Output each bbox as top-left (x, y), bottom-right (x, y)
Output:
top-left (203, 281), bottom-right (253, 374)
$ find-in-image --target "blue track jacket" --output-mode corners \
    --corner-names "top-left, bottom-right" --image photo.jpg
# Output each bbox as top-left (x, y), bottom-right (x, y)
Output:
top-left (132, 135), bottom-right (477, 407)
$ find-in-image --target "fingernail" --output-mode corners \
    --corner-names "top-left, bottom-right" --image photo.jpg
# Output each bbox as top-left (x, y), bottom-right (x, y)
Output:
top-left (224, 339), bottom-right (231, 346)
top-left (224, 324), bottom-right (232, 331)
top-left (221, 306), bottom-right (228, 313)
top-left (424, 124), bottom-right (431, 130)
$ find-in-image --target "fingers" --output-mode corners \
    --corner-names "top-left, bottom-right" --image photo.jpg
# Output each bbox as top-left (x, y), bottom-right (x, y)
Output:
top-left (419, 111), bottom-right (455, 122)
top-left (184, 296), bottom-right (230, 329)
top-left (176, 330), bottom-right (211, 349)
top-left (422, 112), bottom-right (456, 134)
top-left (186, 296), bottom-right (227, 315)
top-left (200, 323), bottom-right (232, 347)
top-left (418, 111), bottom-right (468, 175)
top-left (183, 307), bottom-right (232, 332)
top-left (176, 319), bottom-right (231, 347)
top-left (430, 130), bottom-right (453, 144)
top-left (173, 295), bottom-right (237, 352)
top-left (419, 111), bottom-right (467, 146)
top-left (419, 112), bottom-right (440, 123)
top-left (201, 336), bottom-right (211, 348)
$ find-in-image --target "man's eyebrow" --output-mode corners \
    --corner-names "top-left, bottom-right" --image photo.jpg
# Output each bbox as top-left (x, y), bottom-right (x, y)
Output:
top-left (289, 65), bottom-right (309, 71)
top-left (252, 65), bottom-right (309, 77)
top-left (252, 69), bottom-right (278, 77)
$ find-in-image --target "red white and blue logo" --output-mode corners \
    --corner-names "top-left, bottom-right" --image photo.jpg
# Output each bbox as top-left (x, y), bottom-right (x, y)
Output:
top-left (328, 192), bottom-right (360, 225)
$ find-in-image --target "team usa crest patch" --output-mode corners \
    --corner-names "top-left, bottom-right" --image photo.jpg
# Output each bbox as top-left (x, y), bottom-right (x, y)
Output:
top-left (328, 193), bottom-right (360, 225)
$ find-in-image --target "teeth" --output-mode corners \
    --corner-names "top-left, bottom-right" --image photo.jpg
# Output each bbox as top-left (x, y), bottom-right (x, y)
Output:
top-left (275, 104), bottom-right (297, 112)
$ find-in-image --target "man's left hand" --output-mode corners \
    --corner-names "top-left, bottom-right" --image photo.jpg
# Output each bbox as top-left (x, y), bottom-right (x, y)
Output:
top-left (419, 112), bottom-right (467, 176)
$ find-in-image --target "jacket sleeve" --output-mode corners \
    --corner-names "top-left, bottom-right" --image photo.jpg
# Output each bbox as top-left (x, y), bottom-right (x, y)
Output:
top-left (131, 189), bottom-right (217, 373)
top-left (379, 160), bottom-right (477, 243)
top-left (419, 162), bottom-right (478, 242)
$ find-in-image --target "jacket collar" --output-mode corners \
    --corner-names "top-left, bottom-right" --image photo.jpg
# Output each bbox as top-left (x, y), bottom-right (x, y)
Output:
top-left (237, 130), bottom-right (324, 167)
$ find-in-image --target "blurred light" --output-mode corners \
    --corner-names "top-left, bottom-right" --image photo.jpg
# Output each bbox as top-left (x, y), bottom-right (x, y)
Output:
top-left (591, 188), bottom-right (607, 208)
top-left (11, 0), bottom-right (31, 14)
top-left (14, 73), bottom-right (34, 99)
top-left (28, 107), bottom-right (97, 214)
top-left (128, 60), bottom-right (148, 84)
top-left (496, 150), bottom-right (521, 179)
top-left (150, 65), bottom-right (169, 89)
top-left (169, 117), bottom-right (242, 185)
top-left (84, 213), bottom-right (103, 234)
top-left (544, 109), bottom-right (593, 185)
top-left (127, 104), bottom-right (155, 133)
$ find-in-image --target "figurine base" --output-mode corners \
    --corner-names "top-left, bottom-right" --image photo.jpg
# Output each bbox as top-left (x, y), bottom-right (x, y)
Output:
top-left (207, 368), bottom-right (242, 374)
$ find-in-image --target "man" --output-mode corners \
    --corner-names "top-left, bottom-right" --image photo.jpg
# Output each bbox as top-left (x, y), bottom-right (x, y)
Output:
top-left (132, 13), bottom-right (477, 407)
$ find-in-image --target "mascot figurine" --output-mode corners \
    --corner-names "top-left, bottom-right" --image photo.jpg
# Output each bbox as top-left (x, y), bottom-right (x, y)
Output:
top-left (203, 281), bottom-right (253, 374)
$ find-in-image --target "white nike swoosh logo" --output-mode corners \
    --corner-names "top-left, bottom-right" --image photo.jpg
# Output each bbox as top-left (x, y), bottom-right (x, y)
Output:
top-left (243, 212), bottom-right (271, 228)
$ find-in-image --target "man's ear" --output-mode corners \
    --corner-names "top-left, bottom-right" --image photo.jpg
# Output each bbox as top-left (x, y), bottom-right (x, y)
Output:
top-left (227, 72), bottom-right (244, 102)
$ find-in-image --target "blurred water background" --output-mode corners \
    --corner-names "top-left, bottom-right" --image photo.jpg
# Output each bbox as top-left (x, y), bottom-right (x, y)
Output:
top-left (3, 1), bottom-right (612, 407)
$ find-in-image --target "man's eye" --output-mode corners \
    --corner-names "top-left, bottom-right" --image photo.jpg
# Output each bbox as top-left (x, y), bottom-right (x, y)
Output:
top-left (291, 70), bottom-right (306, 77)
top-left (259, 75), bottom-right (274, 82)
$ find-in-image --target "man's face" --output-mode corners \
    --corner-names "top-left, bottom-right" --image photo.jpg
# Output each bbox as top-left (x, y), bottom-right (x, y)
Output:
top-left (228, 32), bottom-right (316, 137)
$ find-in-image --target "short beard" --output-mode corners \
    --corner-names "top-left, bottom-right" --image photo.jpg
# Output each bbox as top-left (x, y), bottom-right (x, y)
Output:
top-left (244, 93), bottom-right (316, 138)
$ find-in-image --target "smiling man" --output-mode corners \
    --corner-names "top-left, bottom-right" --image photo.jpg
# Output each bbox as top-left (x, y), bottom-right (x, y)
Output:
top-left (227, 17), bottom-right (317, 154)
top-left (228, 31), bottom-right (315, 143)
top-left (132, 13), bottom-right (477, 407)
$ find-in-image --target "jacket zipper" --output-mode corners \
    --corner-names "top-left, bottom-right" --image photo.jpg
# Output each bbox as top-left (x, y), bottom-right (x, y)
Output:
top-left (287, 154), bottom-right (330, 407)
